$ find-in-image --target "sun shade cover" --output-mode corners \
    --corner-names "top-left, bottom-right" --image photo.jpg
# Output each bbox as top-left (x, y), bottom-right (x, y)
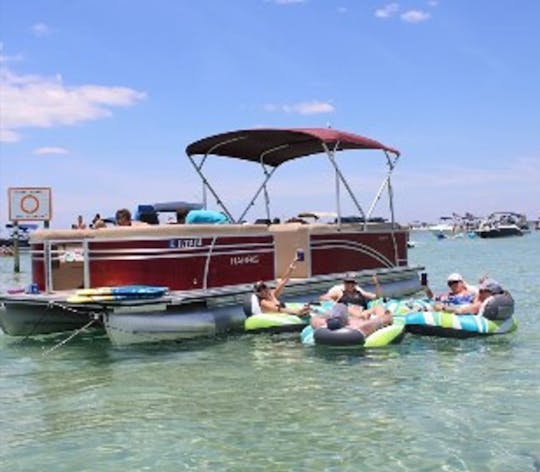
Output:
top-left (186, 128), bottom-right (400, 167)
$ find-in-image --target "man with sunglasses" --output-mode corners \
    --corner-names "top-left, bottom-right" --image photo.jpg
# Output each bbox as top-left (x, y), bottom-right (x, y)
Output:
top-left (423, 272), bottom-right (477, 305)
top-left (432, 278), bottom-right (511, 318)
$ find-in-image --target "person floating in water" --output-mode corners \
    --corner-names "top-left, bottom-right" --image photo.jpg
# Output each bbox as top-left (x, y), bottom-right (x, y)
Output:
top-left (423, 272), bottom-right (477, 305)
top-left (320, 273), bottom-right (382, 307)
top-left (433, 278), bottom-right (514, 320)
top-left (311, 274), bottom-right (390, 332)
top-left (311, 302), bottom-right (393, 337)
top-left (253, 254), bottom-right (310, 317)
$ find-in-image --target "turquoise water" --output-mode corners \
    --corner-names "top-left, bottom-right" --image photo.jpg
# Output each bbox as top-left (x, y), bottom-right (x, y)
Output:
top-left (1, 232), bottom-right (539, 471)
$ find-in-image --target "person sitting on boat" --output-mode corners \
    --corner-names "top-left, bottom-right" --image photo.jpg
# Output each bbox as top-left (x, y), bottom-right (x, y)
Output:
top-left (311, 302), bottom-right (393, 336)
top-left (320, 273), bottom-right (382, 306)
top-left (115, 208), bottom-right (133, 226)
top-left (423, 272), bottom-right (477, 305)
top-left (115, 208), bottom-right (148, 227)
top-left (432, 279), bottom-right (513, 319)
top-left (91, 213), bottom-right (106, 229)
top-left (253, 256), bottom-right (310, 317)
top-left (71, 215), bottom-right (87, 230)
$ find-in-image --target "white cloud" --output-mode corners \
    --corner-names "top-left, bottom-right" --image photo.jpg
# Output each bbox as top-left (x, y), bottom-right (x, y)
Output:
top-left (31, 23), bottom-right (51, 37)
top-left (265, 100), bottom-right (335, 115)
top-left (375, 3), bottom-right (399, 18)
top-left (337, 7), bottom-right (348, 14)
top-left (401, 10), bottom-right (431, 23)
top-left (0, 67), bottom-right (146, 143)
top-left (33, 147), bottom-right (69, 155)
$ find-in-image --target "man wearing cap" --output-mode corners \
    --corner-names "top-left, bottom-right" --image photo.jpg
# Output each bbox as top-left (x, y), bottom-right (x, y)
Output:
top-left (433, 278), bottom-right (505, 316)
top-left (423, 272), bottom-right (477, 305)
top-left (312, 274), bottom-right (387, 329)
top-left (321, 273), bottom-right (382, 308)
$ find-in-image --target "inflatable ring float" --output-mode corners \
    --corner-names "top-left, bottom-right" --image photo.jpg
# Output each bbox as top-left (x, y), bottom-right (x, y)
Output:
top-left (402, 311), bottom-right (517, 338)
top-left (243, 294), bottom-right (309, 333)
top-left (300, 319), bottom-right (406, 348)
top-left (382, 294), bottom-right (517, 338)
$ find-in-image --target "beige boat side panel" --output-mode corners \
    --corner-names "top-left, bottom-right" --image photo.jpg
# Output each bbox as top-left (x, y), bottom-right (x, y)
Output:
top-left (31, 224), bottom-right (270, 242)
top-left (268, 224), bottom-right (310, 278)
top-left (53, 261), bottom-right (84, 290)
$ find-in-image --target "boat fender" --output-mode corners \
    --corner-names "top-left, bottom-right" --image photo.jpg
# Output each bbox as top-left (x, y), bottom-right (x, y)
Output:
top-left (480, 292), bottom-right (515, 321)
top-left (313, 327), bottom-right (365, 347)
top-left (242, 293), bottom-right (262, 318)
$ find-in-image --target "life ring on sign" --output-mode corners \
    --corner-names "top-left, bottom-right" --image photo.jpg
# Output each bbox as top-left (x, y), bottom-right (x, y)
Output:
top-left (20, 194), bottom-right (40, 214)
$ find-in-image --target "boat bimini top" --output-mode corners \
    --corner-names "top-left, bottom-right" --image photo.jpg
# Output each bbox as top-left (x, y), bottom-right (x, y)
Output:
top-left (185, 128), bottom-right (401, 227)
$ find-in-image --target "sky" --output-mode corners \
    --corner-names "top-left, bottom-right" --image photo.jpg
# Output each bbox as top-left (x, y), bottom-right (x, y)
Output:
top-left (1, 0), bottom-right (539, 231)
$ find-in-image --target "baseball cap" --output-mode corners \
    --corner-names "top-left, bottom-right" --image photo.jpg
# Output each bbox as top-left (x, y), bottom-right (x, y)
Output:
top-left (326, 303), bottom-right (349, 330)
top-left (447, 273), bottom-right (464, 282)
top-left (479, 279), bottom-right (503, 294)
top-left (343, 273), bottom-right (357, 283)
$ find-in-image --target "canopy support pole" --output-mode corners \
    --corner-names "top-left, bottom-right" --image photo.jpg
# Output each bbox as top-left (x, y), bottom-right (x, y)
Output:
top-left (364, 150), bottom-right (401, 264)
top-left (237, 144), bottom-right (290, 223)
top-left (186, 136), bottom-right (247, 222)
top-left (366, 151), bottom-right (399, 221)
top-left (261, 163), bottom-right (272, 221)
top-left (323, 142), bottom-right (367, 228)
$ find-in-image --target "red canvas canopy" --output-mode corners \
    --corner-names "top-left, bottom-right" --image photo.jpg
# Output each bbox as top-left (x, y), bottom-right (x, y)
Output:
top-left (186, 128), bottom-right (400, 167)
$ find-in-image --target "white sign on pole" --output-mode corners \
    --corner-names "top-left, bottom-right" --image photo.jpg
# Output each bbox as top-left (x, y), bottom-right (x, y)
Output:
top-left (8, 187), bottom-right (52, 221)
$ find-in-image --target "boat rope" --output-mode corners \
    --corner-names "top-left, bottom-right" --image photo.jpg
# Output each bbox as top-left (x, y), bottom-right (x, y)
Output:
top-left (19, 302), bottom-right (55, 342)
top-left (19, 300), bottom-right (101, 344)
top-left (42, 318), bottom-right (97, 356)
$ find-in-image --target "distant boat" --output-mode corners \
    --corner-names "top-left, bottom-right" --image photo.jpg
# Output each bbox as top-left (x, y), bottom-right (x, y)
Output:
top-left (475, 212), bottom-right (526, 238)
top-left (0, 223), bottom-right (39, 248)
top-left (428, 216), bottom-right (456, 239)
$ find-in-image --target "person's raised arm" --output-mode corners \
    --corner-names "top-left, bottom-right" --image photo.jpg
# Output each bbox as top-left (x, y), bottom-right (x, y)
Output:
top-left (424, 285), bottom-right (435, 299)
top-left (274, 256), bottom-right (297, 299)
top-left (359, 275), bottom-right (382, 300)
top-left (372, 275), bottom-right (382, 299)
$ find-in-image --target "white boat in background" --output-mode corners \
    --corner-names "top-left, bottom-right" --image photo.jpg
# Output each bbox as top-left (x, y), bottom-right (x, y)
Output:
top-left (428, 217), bottom-right (456, 239)
top-left (475, 212), bottom-right (527, 238)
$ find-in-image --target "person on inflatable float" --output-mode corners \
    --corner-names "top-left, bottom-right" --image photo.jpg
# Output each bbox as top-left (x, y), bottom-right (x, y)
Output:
top-left (311, 302), bottom-right (393, 336)
top-left (320, 273), bottom-right (382, 306)
top-left (253, 255), bottom-right (310, 317)
top-left (423, 272), bottom-right (477, 305)
top-left (432, 278), bottom-right (512, 318)
top-left (311, 274), bottom-right (390, 331)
